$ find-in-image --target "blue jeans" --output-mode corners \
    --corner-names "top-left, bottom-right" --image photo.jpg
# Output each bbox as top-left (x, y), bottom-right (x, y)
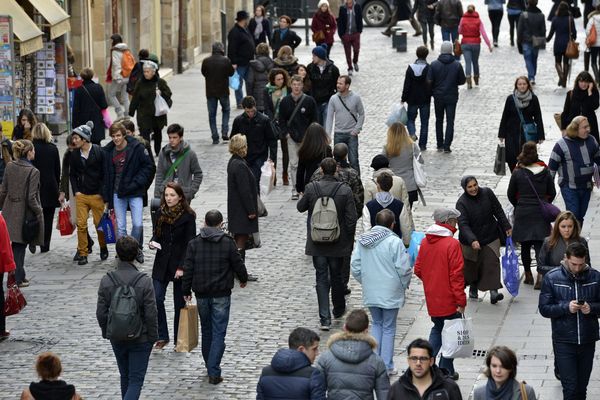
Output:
top-left (462, 43), bottom-right (481, 76)
top-left (561, 187), bottom-right (592, 225)
top-left (318, 102), bottom-right (328, 126)
top-left (554, 341), bottom-right (596, 400)
top-left (313, 256), bottom-right (345, 326)
top-left (197, 296), bottom-right (231, 377)
top-left (434, 100), bottom-right (457, 150)
top-left (334, 131), bottom-right (360, 174)
top-left (234, 65), bottom-right (249, 106)
top-left (113, 195), bottom-right (143, 245)
top-left (153, 278), bottom-right (184, 343)
top-left (111, 341), bottom-right (153, 400)
top-left (407, 103), bottom-right (431, 149)
top-left (522, 43), bottom-right (539, 81)
top-left (207, 95), bottom-right (230, 140)
top-left (429, 312), bottom-right (461, 375)
top-left (441, 27), bottom-right (460, 59)
top-left (369, 307), bottom-right (399, 370)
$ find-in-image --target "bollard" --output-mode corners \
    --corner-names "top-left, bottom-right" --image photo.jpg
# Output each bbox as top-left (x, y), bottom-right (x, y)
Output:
top-left (390, 26), bottom-right (403, 48)
top-left (393, 30), bottom-right (407, 52)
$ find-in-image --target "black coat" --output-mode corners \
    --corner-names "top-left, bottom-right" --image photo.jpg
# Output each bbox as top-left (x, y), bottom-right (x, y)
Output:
top-left (296, 146), bottom-right (332, 193)
top-left (201, 53), bottom-right (235, 98)
top-left (427, 54), bottom-right (466, 104)
top-left (306, 61), bottom-right (340, 104)
top-left (151, 211), bottom-right (196, 283)
top-left (507, 165), bottom-right (556, 242)
top-left (278, 94), bottom-right (319, 142)
top-left (456, 187), bottom-right (511, 246)
top-left (31, 140), bottom-right (60, 208)
top-left (561, 88), bottom-right (600, 143)
top-left (337, 4), bottom-right (363, 37)
top-left (546, 15), bottom-right (576, 55)
top-left (128, 76), bottom-right (172, 132)
top-left (227, 155), bottom-right (258, 234)
top-left (72, 79), bottom-right (108, 144)
top-left (232, 112), bottom-right (277, 162)
top-left (271, 29), bottom-right (302, 58)
top-left (227, 24), bottom-right (255, 66)
top-left (413, 0), bottom-right (436, 22)
top-left (401, 61), bottom-right (431, 105)
top-left (249, 18), bottom-right (272, 45)
top-left (69, 144), bottom-right (106, 198)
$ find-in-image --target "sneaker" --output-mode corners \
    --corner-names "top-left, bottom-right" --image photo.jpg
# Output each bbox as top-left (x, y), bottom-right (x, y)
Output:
top-left (387, 368), bottom-right (398, 376)
top-left (353, 62), bottom-right (359, 72)
top-left (319, 324), bottom-right (331, 331)
top-left (222, 135), bottom-right (229, 141)
top-left (419, 145), bottom-right (427, 151)
top-left (291, 192), bottom-right (299, 200)
top-left (236, 104), bottom-right (243, 110)
top-left (436, 147), bottom-right (444, 152)
top-left (100, 247), bottom-right (109, 261)
top-left (208, 376), bottom-right (224, 385)
top-left (78, 256), bottom-right (88, 266)
top-left (381, 31), bottom-right (391, 37)
top-left (443, 148), bottom-right (452, 153)
top-left (493, 42), bottom-right (498, 47)
top-left (212, 139), bottom-right (220, 145)
top-left (347, 69), bottom-right (353, 76)
top-left (136, 249), bottom-right (144, 264)
top-left (18, 279), bottom-right (30, 288)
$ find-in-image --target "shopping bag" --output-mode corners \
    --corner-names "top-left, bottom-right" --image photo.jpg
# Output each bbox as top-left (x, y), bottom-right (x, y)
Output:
top-left (4, 274), bottom-right (27, 316)
top-left (154, 91), bottom-right (170, 116)
top-left (175, 303), bottom-right (199, 352)
top-left (229, 71), bottom-right (240, 91)
top-left (245, 232), bottom-right (262, 250)
top-left (408, 231), bottom-right (425, 267)
top-left (494, 144), bottom-right (506, 176)
top-left (502, 237), bottom-right (520, 297)
top-left (58, 204), bottom-right (76, 236)
top-left (441, 316), bottom-right (474, 358)
top-left (260, 160), bottom-right (275, 197)
top-left (386, 103), bottom-right (408, 127)
top-left (97, 211), bottom-right (117, 244)
top-left (257, 196), bottom-right (268, 217)
top-left (413, 149), bottom-right (427, 188)
top-left (504, 204), bottom-right (515, 227)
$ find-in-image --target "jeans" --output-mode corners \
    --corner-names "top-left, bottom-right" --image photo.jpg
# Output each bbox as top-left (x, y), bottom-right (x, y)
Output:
top-left (108, 80), bottom-right (130, 118)
top-left (488, 9), bottom-right (503, 43)
top-left (441, 27), bottom-right (459, 59)
top-left (318, 102), bottom-right (328, 126)
top-left (554, 341), bottom-right (596, 400)
top-left (369, 307), bottom-right (399, 370)
top-left (434, 100), bottom-right (457, 150)
top-left (234, 65), bottom-right (249, 106)
top-left (207, 95), bottom-right (231, 140)
top-left (419, 20), bottom-right (435, 45)
top-left (113, 195), bottom-right (143, 244)
top-left (111, 341), bottom-right (153, 400)
top-left (12, 242), bottom-right (26, 285)
top-left (407, 103), bottom-right (431, 149)
top-left (153, 278), bottom-right (184, 343)
top-left (75, 194), bottom-right (106, 257)
top-left (522, 42), bottom-right (539, 81)
top-left (246, 157), bottom-right (266, 192)
top-left (561, 187), bottom-right (592, 225)
top-left (429, 312), bottom-right (461, 374)
top-left (197, 296), bottom-right (231, 377)
top-left (334, 131), bottom-right (360, 174)
top-left (462, 43), bottom-right (481, 76)
top-left (313, 256), bottom-right (345, 326)
top-left (341, 32), bottom-right (361, 70)
top-left (287, 138), bottom-right (301, 192)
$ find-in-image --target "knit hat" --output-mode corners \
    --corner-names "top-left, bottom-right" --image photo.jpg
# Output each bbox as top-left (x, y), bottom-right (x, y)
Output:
top-left (73, 121), bottom-right (94, 142)
top-left (312, 44), bottom-right (328, 60)
top-left (440, 41), bottom-right (453, 55)
top-left (318, 0), bottom-right (330, 8)
top-left (370, 154), bottom-right (389, 170)
top-left (432, 208), bottom-right (461, 223)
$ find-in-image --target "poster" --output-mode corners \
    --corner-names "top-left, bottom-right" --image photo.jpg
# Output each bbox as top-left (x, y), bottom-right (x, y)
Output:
top-left (0, 16), bottom-right (14, 138)
top-left (35, 41), bottom-right (55, 115)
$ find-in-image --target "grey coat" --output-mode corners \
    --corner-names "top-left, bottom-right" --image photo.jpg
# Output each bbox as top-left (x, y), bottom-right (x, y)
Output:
top-left (384, 143), bottom-right (424, 192)
top-left (316, 331), bottom-right (389, 400)
top-left (537, 236), bottom-right (589, 274)
top-left (246, 56), bottom-right (274, 111)
top-left (473, 379), bottom-right (537, 400)
top-left (154, 141), bottom-right (203, 200)
top-left (0, 159), bottom-right (44, 245)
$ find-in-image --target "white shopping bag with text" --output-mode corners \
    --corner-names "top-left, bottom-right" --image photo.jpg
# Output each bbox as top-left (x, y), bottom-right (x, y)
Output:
top-left (440, 316), bottom-right (474, 358)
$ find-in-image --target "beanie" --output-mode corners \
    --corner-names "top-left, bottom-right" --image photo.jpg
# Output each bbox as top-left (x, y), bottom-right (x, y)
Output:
top-left (440, 41), bottom-right (453, 55)
top-left (370, 154), bottom-right (389, 170)
top-left (318, 0), bottom-right (330, 8)
top-left (73, 121), bottom-right (94, 142)
top-left (312, 44), bottom-right (328, 60)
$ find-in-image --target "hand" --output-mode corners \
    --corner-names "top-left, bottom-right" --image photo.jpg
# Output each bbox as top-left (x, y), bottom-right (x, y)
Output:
top-left (588, 83), bottom-right (594, 96)
top-left (184, 295), bottom-right (192, 302)
top-left (471, 241), bottom-right (481, 250)
top-left (506, 228), bottom-right (512, 237)
top-left (581, 302), bottom-right (591, 314)
top-left (240, 282), bottom-right (247, 288)
top-left (351, 131), bottom-right (359, 136)
top-left (174, 269), bottom-right (184, 279)
top-left (23, 121), bottom-right (31, 129)
top-left (569, 300), bottom-right (582, 314)
top-left (457, 306), bottom-right (465, 314)
top-left (248, 214), bottom-right (257, 219)
top-left (58, 192), bottom-right (65, 204)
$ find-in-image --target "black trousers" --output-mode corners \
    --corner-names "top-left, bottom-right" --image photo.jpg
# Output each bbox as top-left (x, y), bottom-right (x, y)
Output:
top-left (488, 9), bottom-right (503, 43)
top-left (521, 240), bottom-right (543, 272)
top-left (41, 207), bottom-right (56, 252)
top-left (140, 120), bottom-right (163, 157)
top-left (508, 13), bottom-right (519, 43)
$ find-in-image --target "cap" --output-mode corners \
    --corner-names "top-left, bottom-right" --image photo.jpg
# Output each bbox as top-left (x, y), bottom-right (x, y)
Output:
top-left (432, 208), bottom-right (461, 223)
top-left (312, 44), bottom-right (328, 60)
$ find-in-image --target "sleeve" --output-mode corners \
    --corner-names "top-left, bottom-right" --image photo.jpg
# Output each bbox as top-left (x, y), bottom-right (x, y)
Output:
top-left (246, 66), bottom-right (255, 98)
top-left (538, 274), bottom-right (571, 318)
top-left (560, 91), bottom-right (572, 129)
top-left (311, 15), bottom-right (319, 33)
top-left (498, 97), bottom-right (511, 138)
top-left (159, 80), bottom-right (173, 107)
top-left (362, 204), bottom-right (372, 232)
top-left (154, 151), bottom-right (166, 198)
top-left (546, 21), bottom-right (555, 42)
top-left (355, 97), bottom-right (365, 132)
top-left (352, 175), bottom-right (365, 216)
top-left (395, 245), bottom-right (413, 289)
top-left (142, 275), bottom-right (159, 342)
top-left (414, 250), bottom-right (423, 279)
top-left (310, 97), bottom-right (320, 123)
top-left (292, 31), bottom-right (303, 49)
top-left (309, 369), bottom-right (327, 400)
top-left (507, 173), bottom-right (518, 206)
top-left (546, 171), bottom-right (557, 202)
top-left (401, 67), bottom-right (412, 103)
top-left (456, 63), bottom-right (466, 85)
top-left (29, 169), bottom-right (43, 219)
top-left (517, 14), bottom-right (525, 44)
top-left (533, 96), bottom-right (545, 140)
top-left (72, 90), bottom-right (81, 126)
top-left (571, 18), bottom-right (577, 40)
top-left (96, 279), bottom-right (109, 338)
top-left (449, 242), bottom-right (466, 307)
top-left (350, 244), bottom-right (362, 283)
top-left (325, 97), bottom-right (335, 136)
top-left (233, 164), bottom-right (257, 215)
top-left (59, 152), bottom-right (70, 195)
top-left (537, 240), bottom-right (559, 274)
top-left (53, 147), bottom-right (61, 191)
top-left (297, 183), bottom-right (313, 212)
top-left (374, 356), bottom-right (391, 399)
top-left (230, 239), bottom-right (249, 282)
top-left (590, 88), bottom-right (600, 111)
top-left (182, 241), bottom-right (195, 296)
top-left (69, 153), bottom-right (80, 194)
top-left (480, 20), bottom-right (492, 47)
top-left (548, 142), bottom-right (563, 178)
top-left (189, 152), bottom-right (203, 197)
top-left (128, 84), bottom-right (140, 117)
top-left (458, 17), bottom-right (464, 35)
top-left (266, 122), bottom-right (278, 162)
top-left (489, 189), bottom-right (511, 230)
top-left (344, 187), bottom-right (357, 232)
top-left (133, 146), bottom-right (155, 192)
top-left (400, 206), bottom-right (413, 247)
top-left (296, 160), bottom-right (307, 193)
top-left (456, 200), bottom-right (477, 244)
top-left (98, 85), bottom-right (109, 109)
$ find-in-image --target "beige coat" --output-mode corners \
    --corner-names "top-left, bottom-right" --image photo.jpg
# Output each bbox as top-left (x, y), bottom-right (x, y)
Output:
top-left (0, 159), bottom-right (44, 245)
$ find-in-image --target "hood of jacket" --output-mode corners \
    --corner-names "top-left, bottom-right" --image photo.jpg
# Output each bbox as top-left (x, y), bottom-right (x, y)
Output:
top-left (270, 348), bottom-right (312, 373)
top-left (409, 59), bottom-right (428, 77)
top-left (274, 55), bottom-right (298, 67)
top-left (522, 161), bottom-right (546, 175)
top-left (29, 380), bottom-right (76, 400)
top-left (526, 6), bottom-right (542, 13)
top-left (424, 223), bottom-right (455, 244)
top-left (326, 331), bottom-right (377, 364)
top-left (560, 260), bottom-right (591, 281)
top-left (250, 56), bottom-right (274, 72)
top-left (438, 53), bottom-right (457, 64)
top-left (163, 140), bottom-right (190, 156)
top-left (199, 227), bottom-right (226, 242)
top-left (358, 225), bottom-right (395, 248)
top-left (112, 43), bottom-right (129, 52)
top-left (463, 10), bottom-right (480, 19)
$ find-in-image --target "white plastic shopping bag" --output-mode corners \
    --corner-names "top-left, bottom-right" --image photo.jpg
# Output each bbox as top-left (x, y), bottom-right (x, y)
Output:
top-left (154, 91), bottom-right (170, 116)
top-left (386, 103), bottom-right (408, 127)
top-left (260, 160), bottom-right (275, 197)
top-left (440, 316), bottom-right (474, 358)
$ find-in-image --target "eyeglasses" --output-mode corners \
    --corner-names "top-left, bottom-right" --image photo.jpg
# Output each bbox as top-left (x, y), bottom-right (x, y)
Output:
top-left (408, 356), bottom-right (431, 363)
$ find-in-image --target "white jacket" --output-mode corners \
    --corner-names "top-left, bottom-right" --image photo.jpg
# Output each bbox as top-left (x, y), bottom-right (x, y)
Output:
top-left (586, 14), bottom-right (600, 47)
top-left (111, 43), bottom-right (130, 81)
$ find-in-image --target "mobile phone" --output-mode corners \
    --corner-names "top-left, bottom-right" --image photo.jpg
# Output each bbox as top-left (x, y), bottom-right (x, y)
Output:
top-left (577, 300), bottom-right (585, 305)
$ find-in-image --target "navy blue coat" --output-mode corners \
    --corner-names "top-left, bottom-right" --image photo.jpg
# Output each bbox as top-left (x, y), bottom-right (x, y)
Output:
top-left (256, 348), bottom-right (326, 400)
top-left (427, 54), bottom-right (466, 104)
top-left (546, 15), bottom-right (576, 56)
top-left (337, 4), bottom-right (363, 37)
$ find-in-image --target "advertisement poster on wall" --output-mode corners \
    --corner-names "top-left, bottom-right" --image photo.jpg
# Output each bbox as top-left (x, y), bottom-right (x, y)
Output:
top-left (0, 16), bottom-right (15, 139)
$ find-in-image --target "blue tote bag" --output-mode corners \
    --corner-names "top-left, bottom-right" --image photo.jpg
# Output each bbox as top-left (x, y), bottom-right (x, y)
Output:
top-left (502, 237), bottom-right (520, 297)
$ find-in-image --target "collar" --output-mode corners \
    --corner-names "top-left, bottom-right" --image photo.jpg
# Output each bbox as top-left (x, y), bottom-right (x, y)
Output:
top-left (437, 222), bottom-right (457, 234)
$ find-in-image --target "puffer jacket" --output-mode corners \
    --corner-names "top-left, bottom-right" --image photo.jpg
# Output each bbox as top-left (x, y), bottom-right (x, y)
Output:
top-left (539, 263), bottom-right (600, 344)
top-left (456, 187), bottom-right (511, 246)
top-left (246, 56), bottom-right (275, 111)
top-left (107, 43), bottom-right (130, 82)
top-left (388, 365), bottom-right (463, 400)
top-left (316, 331), bottom-right (389, 400)
top-left (459, 11), bottom-right (491, 46)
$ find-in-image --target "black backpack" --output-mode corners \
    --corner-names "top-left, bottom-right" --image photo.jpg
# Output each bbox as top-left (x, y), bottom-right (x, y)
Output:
top-left (106, 272), bottom-right (145, 341)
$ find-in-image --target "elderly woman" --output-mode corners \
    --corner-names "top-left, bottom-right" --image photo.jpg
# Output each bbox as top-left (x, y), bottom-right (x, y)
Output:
top-left (456, 176), bottom-right (512, 304)
top-left (227, 134), bottom-right (259, 281)
top-left (129, 60), bottom-right (173, 156)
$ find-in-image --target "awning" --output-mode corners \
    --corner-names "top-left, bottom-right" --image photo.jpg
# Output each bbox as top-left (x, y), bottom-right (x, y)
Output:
top-left (0, 0), bottom-right (43, 55)
top-left (26, 0), bottom-right (71, 39)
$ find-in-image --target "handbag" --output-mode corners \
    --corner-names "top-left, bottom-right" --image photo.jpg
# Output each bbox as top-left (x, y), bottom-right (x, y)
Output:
top-left (565, 18), bottom-right (579, 59)
top-left (502, 237), bottom-right (520, 297)
top-left (586, 23), bottom-right (597, 48)
top-left (97, 210), bottom-right (117, 244)
top-left (154, 86), bottom-right (170, 116)
top-left (513, 95), bottom-right (538, 142)
top-left (571, 6), bottom-right (582, 19)
top-left (453, 39), bottom-right (462, 56)
top-left (494, 144), bottom-right (506, 176)
top-left (312, 30), bottom-right (325, 43)
top-left (525, 174), bottom-right (561, 224)
top-left (21, 170), bottom-right (40, 244)
top-left (412, 145), bottom-right (427, 188)
top-left (4, 273), bottom-right (27, 316)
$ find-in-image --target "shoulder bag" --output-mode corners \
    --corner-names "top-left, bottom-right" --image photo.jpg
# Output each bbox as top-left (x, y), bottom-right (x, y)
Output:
top-left (520, 381), bottom-right (529, 400)
top-left (524, 173), bottom-right (561, 223)
top-left (164, 147), bottom-right (190, 181)
top-left (21, 169), bottom-right (40, 244)
top-left (523, 12), bottom-right (546, 48)
top-left (513, 95), bottom-right (538, 142)
top-left (337, 95), bottom-right (358, 123)
top-left (565, 17), bottom-right (580, 59)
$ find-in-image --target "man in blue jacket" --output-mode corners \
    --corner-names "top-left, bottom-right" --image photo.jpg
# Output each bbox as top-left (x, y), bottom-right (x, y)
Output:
top-left (539, 242), bottom-right (600, 400)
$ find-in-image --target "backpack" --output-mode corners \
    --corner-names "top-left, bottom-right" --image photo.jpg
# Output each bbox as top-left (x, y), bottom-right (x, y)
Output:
top-left (121, 50), bottom-right (136, 78)
top-left (106, 271), bottom-right (145, 341)
top-left (310, 182), bottom-right (343, 243)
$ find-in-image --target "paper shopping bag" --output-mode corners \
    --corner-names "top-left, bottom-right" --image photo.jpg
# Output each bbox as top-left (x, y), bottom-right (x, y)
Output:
top-left (441, 316), bottom-right (474, 358)
top-left (175, 304), bottom-right (198, 352)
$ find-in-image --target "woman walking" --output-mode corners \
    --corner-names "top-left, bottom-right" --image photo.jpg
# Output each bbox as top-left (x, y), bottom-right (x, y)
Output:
top-left (587, 4), bottom-right (600, 83)
top-left (507, 0), bottom-right (526, 46)
top-left (413, 0), bottom-right (436, 49)
top-left (264, 68), bottom-right (290, 186)
top-left (246, 43), bottom-right (274, 112)
top-left (507, 142), bottom-right (556, 285)
top-left (271, 15), bottom-right (302, 59)
top-left (311, 0), bottom-right (337, 57)
top-left (0, 140), bottom-right (43, 288)
top-left (248, 5), bottom-right (271, 45)
top-left (486, 0), bottom-right (505, 47)
top-left (546, 2), bottom-right (577, 88)
top-left (498, 76), bottom-right (545, 172)
top-left (273, 45), bottom-right (299, 77)
top-left (150, 182), bottom-right (196, 350)
top-left (129, 60), bottom-right (173, 156)
top-left (72, 67), bottom-right (109, 144)
top-left (560, 71), bottom-right (599, 142)
top-left (456, 176), bottom-right (512, 304)
top-left (12, 109), bottom-right (37, 141)
top-left (296, 123), bottom-right (332, 194)
top-left (31, 123), bottom-right (60, 253)
top-left (459, 4), bottom-right (493, 89)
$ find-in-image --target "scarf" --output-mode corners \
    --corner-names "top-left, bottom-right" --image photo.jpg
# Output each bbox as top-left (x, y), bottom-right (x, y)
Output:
top-left (279, 27), bottom-right (289, 39)
top-left (375, 191), bottom-right (394, 208)
top-left (254, 16), bottom-right (264, 40)
top-left (485, 377), bottom-right (515, 400)
top-left (156, 203), bottom-right (185, 237)
top-left (513, 89), bottom-right (532, 109)
top-left (267, 85), bottom-right (288, 117)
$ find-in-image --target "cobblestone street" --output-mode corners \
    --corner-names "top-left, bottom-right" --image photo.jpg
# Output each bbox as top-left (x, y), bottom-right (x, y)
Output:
top-left (2, 0), bottom-right (600, 398)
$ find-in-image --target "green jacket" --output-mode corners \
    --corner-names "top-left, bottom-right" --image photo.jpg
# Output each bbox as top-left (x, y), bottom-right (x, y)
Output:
top-left (129, 76), bottom-right (172, 131)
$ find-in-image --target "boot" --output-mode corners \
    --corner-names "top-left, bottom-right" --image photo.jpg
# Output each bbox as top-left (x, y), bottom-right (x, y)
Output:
top-left (534, 273), bottom-right (543, 290)
top-left (591, 64), bottom-right (599, 85)
top-left (273, 175), bottom-right (277, 187)
top-left (473, 75), bottom-right (479, 86)
top-left (469, 285), bottom-right (478, 299)
top-left (562, 59), bottom-right (570, 88)
top-left (282, 171), bottom-right (289, 186)
top-left (555, 62), bottom-right (564, 87)
top-left (490, 290), bottom-right (504, 304)
top-left (524, 270), bottom-right (534, 285)
top-left (466, 76), bottom-right (472, 89)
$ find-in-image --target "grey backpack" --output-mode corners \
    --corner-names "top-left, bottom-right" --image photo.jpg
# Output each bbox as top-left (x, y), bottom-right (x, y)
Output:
top-left (310, 182), bottom-right (343, 243)
top-left (106, 272), bottom-right (145, 341)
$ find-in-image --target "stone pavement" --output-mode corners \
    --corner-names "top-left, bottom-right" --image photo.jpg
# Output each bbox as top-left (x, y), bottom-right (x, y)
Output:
top-left (1, 0), bottom-right (600, 398)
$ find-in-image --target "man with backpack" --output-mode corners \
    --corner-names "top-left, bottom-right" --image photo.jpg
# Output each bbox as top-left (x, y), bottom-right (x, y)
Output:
top-left (297, 157), bottom-right (357, 331)
top-left (106, 34), bottom-right (135, 119)
top-left (96, 236), bottom-right (158, 400)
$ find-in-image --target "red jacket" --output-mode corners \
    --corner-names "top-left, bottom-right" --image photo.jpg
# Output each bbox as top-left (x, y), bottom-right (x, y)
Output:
top-left (311, 11), bottom-right (337, 45)
top-left (414, 223), bottom-right (465, 317)
top-left (0, 214), bottom-right (15, 274)
top-left (459, 11), bottom-right (491, 46)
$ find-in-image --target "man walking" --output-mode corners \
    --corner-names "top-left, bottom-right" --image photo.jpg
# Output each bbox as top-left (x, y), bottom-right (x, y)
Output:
top-left (517, 0), bottom-right (546, 84)
top-left (201, 42), bottom-right (235, 143)
top-left (434, 0), bottom-right (464, 43)
top-left (352, 209), bottom-right (412, 376)
top-left (539, 242), bottom-right (600, 400)
top-left (106, 34), bottom-right (133, 118)
top-left (96, 236), bottom-right (158, 400)
top-left (182, 209), bottom-right (248, 385)
top-left (414, 208), bottom-right (465, 380)
top-left (297, 158), bottom-right (357, 330)
top-left (228, 11), bottom-right (255, 109)
top-left (307, 45), bottom-right (340, 124)
top-left (427, 41), bottom-right (466, 153)
top-left (337, 0), bottom-right (363, 75)
top-left (402, 46), bottom-right (432, 150)
top-left (325, 75), bottom-right (365, 174)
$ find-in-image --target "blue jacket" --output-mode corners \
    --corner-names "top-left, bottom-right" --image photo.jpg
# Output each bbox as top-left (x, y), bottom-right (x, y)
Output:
top-left (427, 54), bottom-right (466, 104)
top-left (351, 226), bottom-right (412, 309)
top-left (256, 348), bottom-right (326, 400)
top-left (539, 263), bottom-right (600, 345)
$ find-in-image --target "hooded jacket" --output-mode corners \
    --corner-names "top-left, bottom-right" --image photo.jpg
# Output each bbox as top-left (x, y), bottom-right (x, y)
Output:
top-left (361, 196), bottom-right (412, 245)
top-left (427, 54), bottom-right (466, 103)
top-left (246, 56), bottom-right (275, 110)
top-left (28, 380), bottom-right (77, 400)
top-left (401, 59), bottom-right (431, 105)
top-left (414, 223), bottom-right (466, 317)
top-left (154, 141), bottom-right (203, 200)
top-left (351, 226), bottom-right (412, 309)
top-left (364, 168), bottom-right (410, 207)
top-left (517, 7), bottom-right (546, 47)
top-left (108, 43), bottom-right (130, 82)
top-left (307, 60), bottom-right (340, 104)
top-left (316, 331), bottom-right (390, 400)
top-left (257, 348), bottom-right (326, 400)
top-left (388, 365), bottom-right (463, 400)
top-left (182, 227), bottom-right (248, 298)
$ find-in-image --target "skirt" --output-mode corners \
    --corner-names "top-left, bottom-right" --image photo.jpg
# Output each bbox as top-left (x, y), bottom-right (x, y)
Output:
top-left (462, 240), bottom-right (502, 291)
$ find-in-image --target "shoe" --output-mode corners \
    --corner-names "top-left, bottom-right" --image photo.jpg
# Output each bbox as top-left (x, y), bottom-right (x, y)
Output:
top-left (530, 80), bottom-right (536, 85)
top-left (208, 376), bottom-right (224, 385)
top-left (136, 249), bottom-right (144, 264)
top-left (273, 175), bottom-right (277, 187)
top-left (347, 69), bottom-right (353, 76)
top-left (0, 331), bottom-right (9, 341)
top-left (490, 290), bottom-right (504, 304)
top-left (236, 104), bottom-right (243, 110)
top-left (319, 324), bottom-right (331, 331)
top-left (154, 340), bottom-right (169, 350)
top-left (443, 148), bottom-right (452, 153)
top-left (353, 62), bottom-right (359, 72)
top-left (554, 368), bottom-right (561, 380)
top-left (437, 147), bottom-right (444, 152)
top-left (410, 135), bottom-right (418, 141)
top-left (88, 238), bottom-right (94, 254)
top-left (387, 368), bottom-right (398, 376)
top-left (493, 42), bottom-right (498, 47)
top-left (282, 172), bottom-right (289, 186)
top-left (344, 287), bottom-right (351, 295)
top-left (430, 40), bottom-right (435, 51)
top-left (466, 75), bottom-right (472, 89)
top-left (221, 135), bottom-right (229, 141)
top-left (534, 273), bottom-right (543, 290)
top-left (100, 247), bottom-right (109, 261)
top-left (28, 244), bottom-right (36, 254)
top-left (469, 286), bottom-right (478, 299)
top-left (524, 271), bottom-right (534, 285)
top-left (450, 372), bottom-right (460, 381)
top-left (247, 273), bottom-right (259, 282)
top-left (510, 39), bottom-right (514, 46)
top-left (291, 193), bottom-right (299, 200)
top-left (419, 145), bottom-right (427, 151)
top-left (18, 280), bottom-right (30, 288)
top-left (212, 139), bottom-right (219, 145)
top-left (381, 31), bottom-right (391, 37)
top-left (413, 31), bottom-right (422, 37)
top-left (473, 75), bottom-right (479, 86)
top-left (78, 256), bottom-right (88, 266)
top-left (73, 252), bottom-right (84, 262)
